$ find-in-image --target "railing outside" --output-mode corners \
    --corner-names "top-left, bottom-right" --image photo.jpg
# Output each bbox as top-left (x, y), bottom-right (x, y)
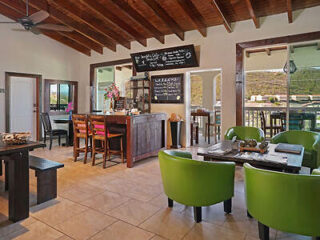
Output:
top-left (245, 106), bottom-right (320, 130)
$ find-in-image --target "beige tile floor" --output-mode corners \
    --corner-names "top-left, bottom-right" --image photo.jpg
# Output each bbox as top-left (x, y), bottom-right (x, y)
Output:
top-left (0, 142), bottom-right (314, 240)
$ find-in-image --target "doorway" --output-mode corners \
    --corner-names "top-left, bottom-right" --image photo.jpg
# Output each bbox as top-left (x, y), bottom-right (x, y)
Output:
top-left (187, 69), bottom-right (222, 146)
top-left (5, 72), bottom-right (42, 141)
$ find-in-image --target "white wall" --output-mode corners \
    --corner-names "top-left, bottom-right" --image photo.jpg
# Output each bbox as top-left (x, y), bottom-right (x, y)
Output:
top-left (77, 6), bottom-right (320, 147)
top-left (0, 14), bottom-right (81, 132)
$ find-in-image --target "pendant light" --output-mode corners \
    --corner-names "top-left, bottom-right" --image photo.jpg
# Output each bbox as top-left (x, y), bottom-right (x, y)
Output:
top-left (283, 60), bottom-right (297, 74)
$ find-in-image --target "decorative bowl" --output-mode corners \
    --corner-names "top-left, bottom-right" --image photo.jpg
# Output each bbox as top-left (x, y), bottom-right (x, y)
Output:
top-left (2, 132), bottom-right (31, 145)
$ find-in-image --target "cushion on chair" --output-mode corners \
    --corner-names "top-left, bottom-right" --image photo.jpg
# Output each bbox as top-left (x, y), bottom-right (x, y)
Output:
top-left (93, 124), bottom-right (109, 136)
top-left (77, 123), bottom-right (91, 134)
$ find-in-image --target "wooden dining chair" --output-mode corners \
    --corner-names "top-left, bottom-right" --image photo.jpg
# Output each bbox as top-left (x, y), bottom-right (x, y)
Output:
top-left (72, 114), bottom-right (92, 163)
top-left (89, 115), bottom-right (124, 168)
top-left (40, 112), bottom-right (68, 150)
top-left (259, 111), bottom-right (282, 138)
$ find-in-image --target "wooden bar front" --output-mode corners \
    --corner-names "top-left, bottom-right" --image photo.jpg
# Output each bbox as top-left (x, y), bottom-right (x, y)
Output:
top-left (91, 113), bottom-right (167, 168)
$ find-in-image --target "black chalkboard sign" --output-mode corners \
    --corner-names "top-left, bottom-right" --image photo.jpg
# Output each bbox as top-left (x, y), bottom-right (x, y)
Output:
top-left (131, 45), bottom-right (198, 72)
top-left (114, 97), bottom-right (126, 110)
top-left (151, 74), bottom-right (184, 104)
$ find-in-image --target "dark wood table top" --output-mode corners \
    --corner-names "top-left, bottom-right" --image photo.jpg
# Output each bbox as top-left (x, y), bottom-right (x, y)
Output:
top-left (197, 141), bottom-right (304, 173)
top-left (0, 141), bottom-right (45, 156)
top-left (191, 111), bottom-right (213, 117)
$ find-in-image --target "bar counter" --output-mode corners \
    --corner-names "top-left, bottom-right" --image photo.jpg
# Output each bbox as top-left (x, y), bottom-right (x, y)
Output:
top-left (88, 112), bottom-right (167, 168)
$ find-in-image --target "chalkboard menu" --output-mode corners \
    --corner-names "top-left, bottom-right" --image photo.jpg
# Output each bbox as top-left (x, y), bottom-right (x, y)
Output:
top-left (131, 45), bottom-right (198, 72)
top-left (114, 97), bottom-right (126, 110)
top-left (151, 74), bottom-right (184, 104)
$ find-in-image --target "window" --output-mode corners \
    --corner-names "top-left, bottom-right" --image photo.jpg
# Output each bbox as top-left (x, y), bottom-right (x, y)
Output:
top-left (45, 80), bottom-right (78, 114)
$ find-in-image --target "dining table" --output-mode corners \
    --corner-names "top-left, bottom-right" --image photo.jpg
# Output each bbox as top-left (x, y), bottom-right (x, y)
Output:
top-left (198, 140), bottom-right (304, 173)
top-left (53, 119), bottom-right (73, 146)
top-left (0, 140), bottom-right (45, 222)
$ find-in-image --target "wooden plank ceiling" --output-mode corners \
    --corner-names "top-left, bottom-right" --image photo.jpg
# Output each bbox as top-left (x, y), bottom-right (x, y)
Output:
top-left (0, 0), bottom-right (319, 56)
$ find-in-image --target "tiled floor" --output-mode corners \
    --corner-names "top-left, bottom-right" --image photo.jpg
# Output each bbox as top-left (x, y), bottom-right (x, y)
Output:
top-left (0, 142), bottom-right (314, 240)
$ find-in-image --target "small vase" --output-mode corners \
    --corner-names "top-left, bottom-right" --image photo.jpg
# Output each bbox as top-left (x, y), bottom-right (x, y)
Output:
top-left (103, 99), bottom-right (111, 114)
top-left (110, 99), bottom-right (114, 112)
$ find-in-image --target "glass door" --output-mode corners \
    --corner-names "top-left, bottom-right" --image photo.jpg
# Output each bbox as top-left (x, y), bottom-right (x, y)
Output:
top-left (288, 41), bottom-right (320, 131)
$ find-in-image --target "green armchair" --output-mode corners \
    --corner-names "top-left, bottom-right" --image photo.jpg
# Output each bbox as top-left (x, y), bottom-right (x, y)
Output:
top-left (158, 150), bottom-right (235, 222)
top-left (224, 126), bottom-right (265, 142)
top-left (244, 163), bottom-right (320, 240)
top-left (271, 130), bottom-right (320, 170)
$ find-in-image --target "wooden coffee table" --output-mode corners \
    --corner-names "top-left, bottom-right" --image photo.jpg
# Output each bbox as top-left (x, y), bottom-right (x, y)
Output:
top-left (197, 141), bottom-right (304, 173)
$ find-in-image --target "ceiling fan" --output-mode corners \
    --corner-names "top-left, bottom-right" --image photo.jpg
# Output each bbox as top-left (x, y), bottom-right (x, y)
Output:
top-left (0, 0), bottom-right (72, 34)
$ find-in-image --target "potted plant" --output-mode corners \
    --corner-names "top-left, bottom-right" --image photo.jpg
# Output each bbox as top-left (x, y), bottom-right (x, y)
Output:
top-left (169, 113), bottom-right (183, 149)
top-left (104, 83), bottom-right (120, 113)
top-left (66, 102), bottom-right (73, 120)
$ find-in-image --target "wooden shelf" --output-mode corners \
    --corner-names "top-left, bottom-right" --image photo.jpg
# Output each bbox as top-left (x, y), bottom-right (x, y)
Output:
top-left (130, 77), bottom-right (151, 113)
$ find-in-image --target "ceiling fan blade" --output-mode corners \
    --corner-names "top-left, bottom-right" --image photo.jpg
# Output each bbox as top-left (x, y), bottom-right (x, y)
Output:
top-left (30, 27), bottom-right (41, 35)
top-left (36, 23), bottom-right (73, 32)
top-left (11, 28), bottom-right (28, 32)
top-left (28, 10), bottom-right (49, 24)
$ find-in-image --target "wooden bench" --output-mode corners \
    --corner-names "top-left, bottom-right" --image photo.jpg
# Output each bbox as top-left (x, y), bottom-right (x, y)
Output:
top-left (5, 156), bottom-right (64, 204)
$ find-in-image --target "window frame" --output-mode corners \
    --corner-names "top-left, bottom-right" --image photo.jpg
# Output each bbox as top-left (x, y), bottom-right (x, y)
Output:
top-left (44, 79), bottom-right (78, 115)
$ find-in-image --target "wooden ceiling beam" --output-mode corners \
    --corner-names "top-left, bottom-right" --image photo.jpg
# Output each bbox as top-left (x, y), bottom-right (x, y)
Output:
top-left (80, 0), bottom-right (147, 47)
top-left (0, 2), bottom-right (91, 56)
top-left (0, 0), bottom-right (103, 54)
top-left (287, 0), bottom-right (293, 23)
top-left (41, 31), bottom-right (91, 56)
top-left (48, 0), bottom-right (130, 49)
top-left (25, 0), bottom-right (117, 51)
top-left (142, 0), bottom-right (184, 41)
top-left (244, 0), bottom-right (260, 28)
top-left (209, 0), bottom-right (232, 33)
top-left (59, 31), bottom-right (103, 54)
top-left (176, 0), bottom-right (207, 37)
top-left (110, 0), bottom-right (165, 44)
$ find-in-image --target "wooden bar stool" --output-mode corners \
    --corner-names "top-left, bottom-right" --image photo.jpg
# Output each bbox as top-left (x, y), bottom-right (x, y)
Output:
top-left (89, 115), bottom-right (124, 168)
top-left (72, 114), bottom-right (92, 163)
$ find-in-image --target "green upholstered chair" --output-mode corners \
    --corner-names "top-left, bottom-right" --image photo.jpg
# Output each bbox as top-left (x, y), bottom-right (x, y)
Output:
top-left (158, 150), bottom-right (235, 222)
top-left (271, 130), bottom-right (320, 170)
top-left (244, 163), bottom-right (320, 240)
top-left (224, 126), bottom-right (265, 142)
